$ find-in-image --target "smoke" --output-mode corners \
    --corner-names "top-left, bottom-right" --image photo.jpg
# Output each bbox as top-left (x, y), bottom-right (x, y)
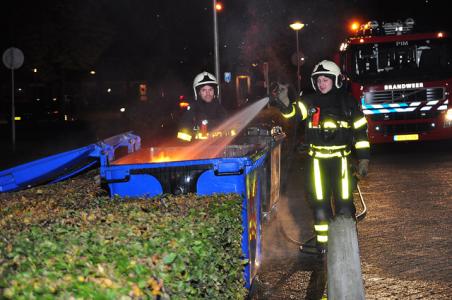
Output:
top-left (262, 195), bottom-right (304, 262)
top-left (222, 0), bottom-right (374, 90)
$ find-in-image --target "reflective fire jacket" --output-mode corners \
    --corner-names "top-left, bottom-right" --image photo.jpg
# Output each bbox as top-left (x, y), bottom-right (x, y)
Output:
top-left (280, 89), bottom-right (370, 159)
top-left (177, 100), bottom-right (228, 142)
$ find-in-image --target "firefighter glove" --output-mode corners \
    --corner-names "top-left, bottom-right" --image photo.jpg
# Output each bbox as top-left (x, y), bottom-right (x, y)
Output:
top-left (270, 82), bottom-right (291, 111)
top-left (358, 159), bottom-right (369, 178)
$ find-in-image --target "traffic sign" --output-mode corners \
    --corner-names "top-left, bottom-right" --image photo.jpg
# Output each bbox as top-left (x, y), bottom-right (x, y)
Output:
top-left (224, 72), bottom-right (232, 83)
top-left (3, 47), bottom-right (24, 70)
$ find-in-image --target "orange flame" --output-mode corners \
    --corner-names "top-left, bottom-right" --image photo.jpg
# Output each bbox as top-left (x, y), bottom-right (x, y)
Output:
top-left (150, 151), bottom-right (172, 163)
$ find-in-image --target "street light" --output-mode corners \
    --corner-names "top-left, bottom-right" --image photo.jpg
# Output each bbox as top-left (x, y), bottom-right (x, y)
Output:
top-left (289, 21), bottom-right (305, 95)
top-left (213, 0), bottom-right (222, 102)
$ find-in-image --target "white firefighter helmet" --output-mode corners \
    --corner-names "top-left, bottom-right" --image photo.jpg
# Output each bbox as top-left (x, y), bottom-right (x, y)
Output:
top-left (311, 60), bottom-right (343, 91)
top-left (193, 71), bottom-right (218, 100)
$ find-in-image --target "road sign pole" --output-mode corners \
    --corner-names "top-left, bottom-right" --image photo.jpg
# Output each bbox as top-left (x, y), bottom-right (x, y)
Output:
top-left (11, 68), bottom-right (15, 151)
top-left (3, 47), bottom-right (25, 152)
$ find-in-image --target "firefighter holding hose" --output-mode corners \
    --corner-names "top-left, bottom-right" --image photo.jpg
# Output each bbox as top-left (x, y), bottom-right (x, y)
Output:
top-left (177, 71), bottom-right (228, 142)
top-left (271, 60), bottom-right (370, 254)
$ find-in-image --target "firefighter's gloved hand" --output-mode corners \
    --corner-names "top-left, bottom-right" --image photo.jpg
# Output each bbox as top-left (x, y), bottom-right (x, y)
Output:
top-left (272, 82), bottom-right (290, 106)
top-left (358, 159), bottom-right (369, 178)
top-left (270, 82), bottom-right (291, 111)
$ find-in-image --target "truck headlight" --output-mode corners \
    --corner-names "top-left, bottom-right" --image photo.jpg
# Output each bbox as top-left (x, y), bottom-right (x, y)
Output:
top-left (446, 108), bottom-right (452, 121)
top-left (444, 108), bottom-right (452, 128)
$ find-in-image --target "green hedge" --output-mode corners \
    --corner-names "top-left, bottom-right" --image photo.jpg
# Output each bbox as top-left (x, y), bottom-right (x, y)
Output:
top-left (0, 171), bottom-right (247, 299)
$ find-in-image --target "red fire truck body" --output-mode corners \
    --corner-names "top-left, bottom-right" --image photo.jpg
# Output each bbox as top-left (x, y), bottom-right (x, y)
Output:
top-left (338, 20), bottom-right (452, 143)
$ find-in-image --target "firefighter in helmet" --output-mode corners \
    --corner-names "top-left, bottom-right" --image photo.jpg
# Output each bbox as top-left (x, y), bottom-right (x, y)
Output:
top-left (177, 71), bottom-right (228, 142)
top-left (271, 60), bottom-right (370, 253)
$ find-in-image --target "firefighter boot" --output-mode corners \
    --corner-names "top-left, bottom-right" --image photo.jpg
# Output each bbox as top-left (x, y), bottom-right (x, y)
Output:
top-left (314, 223), bottom-right (329, 256)
top-left (316, 240), bottom-right (328, 256)
top-left (299, 237), bottom-right (327, 257)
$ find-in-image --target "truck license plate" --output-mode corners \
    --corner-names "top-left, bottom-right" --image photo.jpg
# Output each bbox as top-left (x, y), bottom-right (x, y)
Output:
top-left (393, 134), bottom-right (419, 141)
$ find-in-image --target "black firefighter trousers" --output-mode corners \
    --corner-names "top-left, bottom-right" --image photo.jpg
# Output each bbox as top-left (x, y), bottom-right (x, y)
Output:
top-left (305, 155), bottom-right (356, 246)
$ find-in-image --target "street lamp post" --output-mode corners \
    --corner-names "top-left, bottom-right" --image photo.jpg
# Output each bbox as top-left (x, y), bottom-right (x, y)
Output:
top-left (213, 0), bottom-right (221, 102)
top-left (289, 21), bottom-right (305, 95)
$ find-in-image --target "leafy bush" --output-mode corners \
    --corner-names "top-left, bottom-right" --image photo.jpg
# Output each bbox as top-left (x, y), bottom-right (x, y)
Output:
top-left (0, 170), bottom-right (247, 299)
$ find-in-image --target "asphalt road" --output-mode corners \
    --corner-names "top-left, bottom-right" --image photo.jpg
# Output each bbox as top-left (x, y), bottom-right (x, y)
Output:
top-left (254, 139), bottom-right (452, 299)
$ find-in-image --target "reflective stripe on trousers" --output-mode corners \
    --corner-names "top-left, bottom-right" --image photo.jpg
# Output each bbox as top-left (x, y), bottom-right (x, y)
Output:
top-left (313, 158), bottom-right (323, 200)
top-left (313, 157), bottom-right (350, 200)
top-left (312, 156), bottom-right (352, 244)
top-left (315, 223), bottom-right (329, 243)
top-left (341, 156), bottom-right (349, 200)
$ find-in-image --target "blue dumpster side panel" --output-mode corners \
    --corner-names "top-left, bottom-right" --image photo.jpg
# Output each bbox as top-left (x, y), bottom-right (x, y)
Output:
top-left (240, 153), bottom-right (267, 288)
top-left (243, 166), bottom-right (264, 289)
top-left (256, 174), bottom-right (263, 279)
top-left (242, 188), bottom-right (250, 289)
top-left (109, 174), bottom-right (163, 198)
top-left (196, 170), bottom-right (245, 195)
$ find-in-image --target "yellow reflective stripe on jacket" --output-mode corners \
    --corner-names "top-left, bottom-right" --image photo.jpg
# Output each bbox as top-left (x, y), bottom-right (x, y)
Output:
top-left (308, 150), bottom-right (351, 158)
top-left (177, 131), bottom-right (192, 142)
top-left (310, 121), bottom-right (350, 128)
top-left (339, 121), bottom-right (351, 128)
top-left (298, 102), bottom-right (308, 120)
top-left (322, 120), bottom-right (350, 128)
top-left (355, 140), bottom-right (370, 149)
top-left (353, 117), bottom-right (367, 129)
top-left (195, 133), bottom-right (209, 140)
top-left (323, 120), bottom-right (337, 128)
top-left (210, 131), bottom-right (223, 138)
top-left (282, 105), bottom-right (296, 118)
top-left (311, 144), bottom-right (348, 151)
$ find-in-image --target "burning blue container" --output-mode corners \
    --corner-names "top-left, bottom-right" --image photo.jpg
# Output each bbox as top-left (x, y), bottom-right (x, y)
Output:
top-left (100, 126), bottom-right (285, 288)
top-left (0, 127), bottom-right (284, 289)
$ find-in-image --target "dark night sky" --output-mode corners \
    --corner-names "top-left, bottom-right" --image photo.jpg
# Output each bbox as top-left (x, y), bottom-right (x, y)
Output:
top-left (1, 0), bottom-right (451, 89)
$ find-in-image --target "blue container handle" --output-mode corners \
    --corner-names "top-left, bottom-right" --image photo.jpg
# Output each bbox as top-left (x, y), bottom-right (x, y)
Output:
top-left (213, 160), bottom-right (245, 176)
top-left (214, 169), bottom-right (244, 176)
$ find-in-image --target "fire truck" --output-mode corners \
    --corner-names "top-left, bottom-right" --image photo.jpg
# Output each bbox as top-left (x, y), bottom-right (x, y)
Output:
top-left (337, 18), bottom-right (452, 143)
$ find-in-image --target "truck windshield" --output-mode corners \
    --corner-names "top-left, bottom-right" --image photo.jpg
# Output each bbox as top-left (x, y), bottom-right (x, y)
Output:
top-left (348, 38), bottom-right (452, 83)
